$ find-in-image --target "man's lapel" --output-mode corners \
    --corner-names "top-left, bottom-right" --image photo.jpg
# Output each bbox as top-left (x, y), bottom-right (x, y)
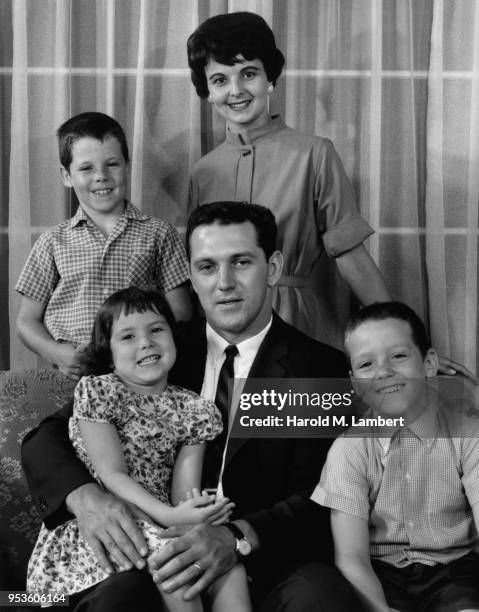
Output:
top-left (224, 313), bottom-right (289, 465)
top-left (172, 320), bottom-right (207, 394)
top-left (248, 313), bottom-right (289, 379)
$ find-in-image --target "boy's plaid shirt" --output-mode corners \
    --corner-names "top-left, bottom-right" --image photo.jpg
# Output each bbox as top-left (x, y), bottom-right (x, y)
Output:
top-left (16, 202), bottom-right (189, 344)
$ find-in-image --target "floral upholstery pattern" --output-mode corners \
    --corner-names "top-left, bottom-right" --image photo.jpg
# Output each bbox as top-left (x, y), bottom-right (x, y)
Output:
top-left (0, 370), bottom-right (76, 590)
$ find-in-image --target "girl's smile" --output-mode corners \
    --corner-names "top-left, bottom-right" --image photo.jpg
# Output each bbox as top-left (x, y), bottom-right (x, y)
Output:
top-left (110, 309), bottom-right (176, 395)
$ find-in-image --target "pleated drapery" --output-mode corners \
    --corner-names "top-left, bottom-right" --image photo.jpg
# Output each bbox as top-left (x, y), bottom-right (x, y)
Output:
top-left (1, 0), bottom-right (478, 373)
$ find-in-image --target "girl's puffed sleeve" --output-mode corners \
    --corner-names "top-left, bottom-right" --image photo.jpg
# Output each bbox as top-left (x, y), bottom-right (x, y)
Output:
top-left (171, 388), bottom-right (223, 444)
top-left (73, 375), bottom-right (119, 425)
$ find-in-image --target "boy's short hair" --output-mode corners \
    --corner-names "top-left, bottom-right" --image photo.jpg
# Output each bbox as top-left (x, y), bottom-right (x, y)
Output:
top-left (187, 11), bottom-right (285, 99)
top-left (186, 201), bottom-right (277, 261)
top-left (81, 286), bottom-right (176, 375)
top-left (345, 301), bottom-right (431, 358)
top-left (57, 111), bottom-right (129, 169)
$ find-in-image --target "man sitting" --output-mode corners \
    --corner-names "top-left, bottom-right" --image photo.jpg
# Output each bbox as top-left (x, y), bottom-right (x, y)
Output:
top-left (22, 202), bottom-right (357, 611)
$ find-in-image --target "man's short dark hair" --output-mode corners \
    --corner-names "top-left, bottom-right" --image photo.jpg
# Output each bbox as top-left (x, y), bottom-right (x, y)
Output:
top-left (345, 301), bottom-right (431, 358)
top-left (186, 202), bottom-right (277, 260)
top-left (187, 12), bottom-right (285, 99)
top-left (57, 111), bottom-right (129, 169)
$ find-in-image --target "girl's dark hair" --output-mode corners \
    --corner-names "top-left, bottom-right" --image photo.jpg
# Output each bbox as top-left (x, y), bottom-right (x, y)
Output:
top-left (80, 287), bottom-right (176, 375)
top-left (187, 12), bottom-right (285, 99)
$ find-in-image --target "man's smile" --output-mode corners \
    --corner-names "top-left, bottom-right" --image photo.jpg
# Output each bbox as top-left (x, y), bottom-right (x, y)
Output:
top-left (216, 297), bottom-right (243, 308)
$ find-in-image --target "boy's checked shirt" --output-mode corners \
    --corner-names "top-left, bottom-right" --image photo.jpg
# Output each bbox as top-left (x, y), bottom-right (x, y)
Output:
top-left (16, 202), bottom-right (189, 344)
top-left (312, 403), bottom-right (479, 567)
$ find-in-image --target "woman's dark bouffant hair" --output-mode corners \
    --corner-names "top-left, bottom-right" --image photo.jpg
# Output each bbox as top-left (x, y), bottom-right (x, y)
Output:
top-left (187, 12), bottom-right (285, 99)
top-left (80, 287), bottom-right (176, 376)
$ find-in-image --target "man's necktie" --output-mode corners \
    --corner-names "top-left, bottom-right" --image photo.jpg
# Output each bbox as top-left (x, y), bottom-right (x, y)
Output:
top-left (203, 344), bottom-right (238, 489)
top-left (215, 344), bottom-right (238, 433)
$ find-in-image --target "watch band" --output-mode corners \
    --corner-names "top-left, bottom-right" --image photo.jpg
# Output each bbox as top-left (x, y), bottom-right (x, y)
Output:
top-left (224, 522), bottom-right (246, 541)
top-left (223, 522), bottom-right (252, 556)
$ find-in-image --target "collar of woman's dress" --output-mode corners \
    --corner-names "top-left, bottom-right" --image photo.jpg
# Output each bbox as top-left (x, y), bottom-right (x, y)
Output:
top-left (225, 114), bottom-right (285, 146)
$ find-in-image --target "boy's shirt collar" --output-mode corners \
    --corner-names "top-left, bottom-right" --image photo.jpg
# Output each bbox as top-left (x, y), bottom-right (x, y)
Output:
top-left (69, 205), bottom-right (90, 228)
top-left (69, 201), bottom-right (148, 228)
top-left (406, 402), bottom-right (439, 443)
top-left (378, 402), bottom-right (439, 455)
top-left (124, 202), bottom-right (149, 220)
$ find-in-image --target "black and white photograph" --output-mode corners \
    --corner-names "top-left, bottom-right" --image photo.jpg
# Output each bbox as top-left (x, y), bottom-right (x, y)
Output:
top-left (1, 2), bottom-right (478, 610)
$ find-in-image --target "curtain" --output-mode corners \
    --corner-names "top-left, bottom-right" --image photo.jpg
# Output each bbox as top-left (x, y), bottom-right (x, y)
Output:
top-left (2, 0), bottom-right (478, 372)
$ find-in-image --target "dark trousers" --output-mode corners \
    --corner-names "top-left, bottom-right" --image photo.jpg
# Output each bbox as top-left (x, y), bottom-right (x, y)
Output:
top-left (255, 561), bottom-right (359, 612)
top-left (67, 561), bottom-right (358, 612)
top-left (68, 570), bottom-right (163, 612)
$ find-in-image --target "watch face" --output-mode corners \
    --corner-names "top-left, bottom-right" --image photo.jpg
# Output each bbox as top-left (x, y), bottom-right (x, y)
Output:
top-left (237, 538), bottom-right (252, 556)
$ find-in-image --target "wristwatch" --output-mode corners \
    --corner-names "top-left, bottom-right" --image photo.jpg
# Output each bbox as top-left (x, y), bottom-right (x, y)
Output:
top-left (224, 522), bottom-right (252, 556)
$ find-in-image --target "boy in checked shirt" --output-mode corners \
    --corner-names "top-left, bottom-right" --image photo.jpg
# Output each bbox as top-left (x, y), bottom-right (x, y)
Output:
top-left (16, 112), bottom-right (191, 377)
top-left (312, 301), bottom-right (479, 612)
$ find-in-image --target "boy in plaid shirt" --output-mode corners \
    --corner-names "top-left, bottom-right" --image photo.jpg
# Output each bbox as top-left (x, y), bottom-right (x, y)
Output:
top-left (312, 302), bottom-right (479, 612)
top-left (16, 112), bottom-right (191, 378)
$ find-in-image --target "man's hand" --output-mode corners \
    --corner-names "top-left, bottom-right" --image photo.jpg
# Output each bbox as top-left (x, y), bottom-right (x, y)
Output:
top-left (66, 483), bottom-right (149, 573)
top-left (438, 355), bottom-right (477, 383)
top-left (148, 523), bottom-right (237, 600)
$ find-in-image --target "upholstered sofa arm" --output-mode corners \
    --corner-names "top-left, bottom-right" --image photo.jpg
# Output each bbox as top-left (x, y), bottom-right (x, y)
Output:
top-left (0, 370), bottom-right (76, 590)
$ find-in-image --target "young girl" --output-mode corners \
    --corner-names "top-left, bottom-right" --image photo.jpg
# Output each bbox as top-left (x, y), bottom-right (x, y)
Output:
top-left (27, 286), bottom-right (251, 611)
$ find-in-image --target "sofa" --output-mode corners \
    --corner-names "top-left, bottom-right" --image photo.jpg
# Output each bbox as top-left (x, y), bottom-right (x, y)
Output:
top-left (0, 369), bottom-right (76, 592)
top-left (2, 367), bottom-right (477, 609)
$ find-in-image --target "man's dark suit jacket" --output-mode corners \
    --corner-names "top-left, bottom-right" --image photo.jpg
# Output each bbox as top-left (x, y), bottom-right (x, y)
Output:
top-left (21, 312), bottom-right (347, 583)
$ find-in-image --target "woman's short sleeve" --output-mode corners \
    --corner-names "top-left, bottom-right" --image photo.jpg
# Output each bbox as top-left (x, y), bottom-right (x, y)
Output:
top-left (73, 375), bottom-right (119, 425)
top-left (314, 138), bottom-right (373, 257)
top-left (170, 387), bottom-right (223, 444)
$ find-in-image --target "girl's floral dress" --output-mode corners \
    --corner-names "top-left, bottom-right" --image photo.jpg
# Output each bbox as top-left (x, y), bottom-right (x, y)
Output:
top-left (27, 373), bottom-right (222, 596)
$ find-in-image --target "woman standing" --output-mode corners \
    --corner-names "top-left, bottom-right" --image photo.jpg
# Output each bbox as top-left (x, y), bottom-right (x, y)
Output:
top-left (186, 11), bottom-right (390, 346)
